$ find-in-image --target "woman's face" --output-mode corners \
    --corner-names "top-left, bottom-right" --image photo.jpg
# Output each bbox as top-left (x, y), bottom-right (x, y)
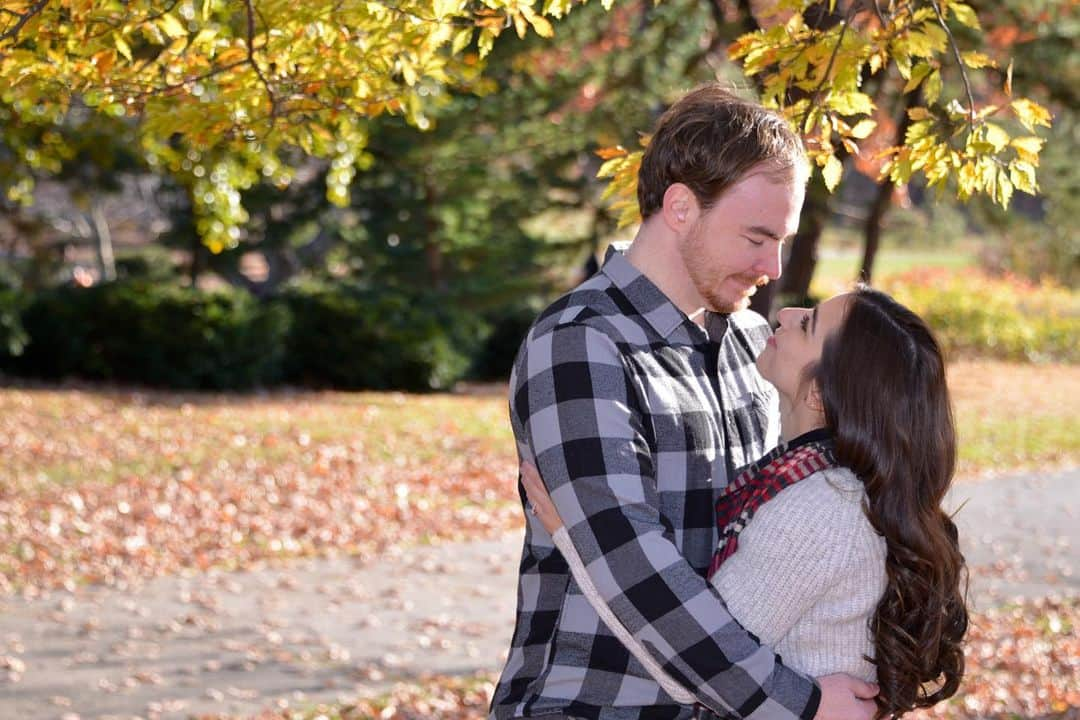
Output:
top-left (756, 293), bottom-right (852, 403)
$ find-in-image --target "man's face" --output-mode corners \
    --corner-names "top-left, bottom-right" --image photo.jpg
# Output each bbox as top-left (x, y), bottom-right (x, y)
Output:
top-left (677, 170), bottom-right (804, 314)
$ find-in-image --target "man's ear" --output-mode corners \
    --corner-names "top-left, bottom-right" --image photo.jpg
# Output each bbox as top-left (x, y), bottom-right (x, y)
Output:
top-left (660, 183), bottom-right (698, 233)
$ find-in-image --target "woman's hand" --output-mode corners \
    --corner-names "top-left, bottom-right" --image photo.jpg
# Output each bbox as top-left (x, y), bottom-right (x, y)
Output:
top-left (520, 461), bottom-right (565, 535)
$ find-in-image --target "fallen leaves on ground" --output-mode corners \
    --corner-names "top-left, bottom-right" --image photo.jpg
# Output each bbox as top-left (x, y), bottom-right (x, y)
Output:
top-left (0, 387), bottom-right (518, 596)
top-left (190, 599), bottom-right (1079, 719)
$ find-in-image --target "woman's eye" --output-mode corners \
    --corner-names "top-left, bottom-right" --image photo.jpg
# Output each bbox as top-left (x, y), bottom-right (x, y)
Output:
top-left (800, 315), bottom-right (809, 332)
top-left (744, 236), bottom-right (764, 247)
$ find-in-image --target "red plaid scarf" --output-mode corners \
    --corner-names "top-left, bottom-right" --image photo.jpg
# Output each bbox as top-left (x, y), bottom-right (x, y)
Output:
top-left (707, 428), bottom-right (838, 579)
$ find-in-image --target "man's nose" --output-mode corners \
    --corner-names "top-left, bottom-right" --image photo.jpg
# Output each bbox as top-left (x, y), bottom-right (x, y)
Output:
top-left (754, 244), bottom-right (783, 281)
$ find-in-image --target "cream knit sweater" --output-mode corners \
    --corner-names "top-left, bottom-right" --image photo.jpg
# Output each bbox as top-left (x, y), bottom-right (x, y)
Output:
top-left (551, 467), bottom-right (887, 704)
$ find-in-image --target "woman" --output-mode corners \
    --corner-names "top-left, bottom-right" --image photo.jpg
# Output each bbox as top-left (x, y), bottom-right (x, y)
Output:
top-left (520, 286), bottom-right (968, 717)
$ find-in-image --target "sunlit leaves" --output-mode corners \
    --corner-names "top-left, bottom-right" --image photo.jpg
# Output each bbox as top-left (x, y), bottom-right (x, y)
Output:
top-left (822, 154), bottom-right (844, 192)
top-left (596, 144), bottom-right (642, 229)
top-left (600, 0), bottom-right (1052, 223)
top-left (0, 0), bottom-right (604, 251)
top-left (722, 0), bottom-right (1051, 212)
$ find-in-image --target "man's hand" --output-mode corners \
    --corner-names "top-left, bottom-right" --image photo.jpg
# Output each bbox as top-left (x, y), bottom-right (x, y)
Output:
top-left (520, 460), bottom-right (564, 535)
top-left (814, 674), bottom-right (879, 720)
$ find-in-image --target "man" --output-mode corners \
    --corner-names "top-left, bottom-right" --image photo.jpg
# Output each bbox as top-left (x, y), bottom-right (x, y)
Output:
top-left (489, 86), bottom-right (879, 720)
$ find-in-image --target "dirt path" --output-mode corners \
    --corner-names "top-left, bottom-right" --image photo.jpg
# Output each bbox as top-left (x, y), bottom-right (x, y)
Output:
top-left (1, 468), bottom-right (1076, 720)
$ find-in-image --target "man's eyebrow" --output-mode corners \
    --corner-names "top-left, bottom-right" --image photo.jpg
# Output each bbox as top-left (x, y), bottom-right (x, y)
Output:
top-left (811, 305), bottom-right (819, 334)
top-left (745, 225), bottom-right (789, 241)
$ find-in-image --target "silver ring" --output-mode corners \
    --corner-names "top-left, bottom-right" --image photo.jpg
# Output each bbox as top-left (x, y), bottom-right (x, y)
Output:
top-left (529, 504), bottom-right (538, 516)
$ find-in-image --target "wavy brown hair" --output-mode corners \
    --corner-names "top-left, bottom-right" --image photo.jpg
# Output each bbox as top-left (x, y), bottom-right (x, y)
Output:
top-left (807, 286), bottom-right (968, 717)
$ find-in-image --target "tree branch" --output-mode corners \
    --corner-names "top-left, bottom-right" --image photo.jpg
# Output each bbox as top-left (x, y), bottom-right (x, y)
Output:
top-left (244, 0), bottom-right (277, 117)
top-left (801, 1), bottom-right (859, 132)
top-left (0, 0), bottom-right (49, 44)
top-left (928, 0), bottom-right (976, 129)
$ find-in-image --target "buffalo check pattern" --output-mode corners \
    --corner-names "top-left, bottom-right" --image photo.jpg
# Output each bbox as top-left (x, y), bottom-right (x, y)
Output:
top-left (489, 249), bottom-right (821, 720)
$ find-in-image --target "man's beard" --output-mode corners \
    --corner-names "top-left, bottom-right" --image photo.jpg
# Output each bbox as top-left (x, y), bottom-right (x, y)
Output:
top-left (681, 231), bottom-right (768, 314)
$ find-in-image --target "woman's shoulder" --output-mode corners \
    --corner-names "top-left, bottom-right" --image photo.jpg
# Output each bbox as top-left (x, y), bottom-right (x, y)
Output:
top-left (745, 467), bottom-right (879, 549)
top-left (769, 466), bottom-right (865, 508)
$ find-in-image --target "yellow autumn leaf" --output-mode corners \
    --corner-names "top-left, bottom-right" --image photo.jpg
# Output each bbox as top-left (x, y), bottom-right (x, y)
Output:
top-left (961, 51), bottom-right (996, 69)
top-left (1010, 98), bottom-right (1052, 132)
top-left (822, 153), bottom-right (843, 192)
top-left (451, 27), bottom-right (473, 54)
top-left (1009, 160), bottom-right (1037, 195)
top-left (923, 69), bottom-right (942, 104)
top-left (828, 91), bottom-right (874, 116)
top-left (849, 119), bottom-right (877, 139)
top-left (1010, 136), bottom-right (1044, 164)
top-left (114, 35), bottom-right (133, 62)
top-left (949, 3), bottom-right (980, 30)
top-left (158, 13), bottom-right (188, 40)
top-left (983, 123), bottom-right (1010, 153)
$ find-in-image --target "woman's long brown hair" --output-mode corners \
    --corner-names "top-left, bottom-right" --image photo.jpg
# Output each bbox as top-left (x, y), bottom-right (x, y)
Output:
top-left (809, 286), bottom-right (968, 716)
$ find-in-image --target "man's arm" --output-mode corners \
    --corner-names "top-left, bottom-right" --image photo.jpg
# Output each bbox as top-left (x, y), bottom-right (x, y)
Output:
top-left (513, 321), bottom-right (818, 720)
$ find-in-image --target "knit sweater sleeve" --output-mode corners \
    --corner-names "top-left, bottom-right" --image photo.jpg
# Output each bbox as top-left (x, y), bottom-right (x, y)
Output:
top-left (709, 468), bottom-right (873, 649)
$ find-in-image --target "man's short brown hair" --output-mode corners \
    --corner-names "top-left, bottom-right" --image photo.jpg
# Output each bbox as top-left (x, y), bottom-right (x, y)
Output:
top-left (637, 85), bottom-right (806, 219)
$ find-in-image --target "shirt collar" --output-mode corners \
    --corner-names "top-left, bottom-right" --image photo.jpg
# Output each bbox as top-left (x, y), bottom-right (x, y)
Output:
top-left (784, 426), bottom-right (833, 450)
top-left (600, 245), bottom-right (727, 343)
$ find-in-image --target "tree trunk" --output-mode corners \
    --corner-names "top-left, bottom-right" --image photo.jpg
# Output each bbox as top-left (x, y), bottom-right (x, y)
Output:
top-left (741, 0), bottom-right (841, 318)
top-left (90, 202), bottom-right (116, 282)
top-left (423, 179), bottom-right (447, 293)
top-left (860, 91), bottom-right (920, 283)
top-left (860, 178), bottom-right (892, 285)
top-left (778, 177), bottom-right (830, 304)
top-left (189, 232), bottom-right (203, 287)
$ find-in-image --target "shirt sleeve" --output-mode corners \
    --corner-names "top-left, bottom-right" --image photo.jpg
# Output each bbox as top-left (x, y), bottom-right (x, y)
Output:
top-left (512, 321), bottom-right (820, 720)
top-left (551, 527), bottom-right (696, 705)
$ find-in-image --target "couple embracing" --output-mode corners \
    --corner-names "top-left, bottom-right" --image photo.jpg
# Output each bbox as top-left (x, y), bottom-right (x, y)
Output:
top-left (489, 85), bottom-right (968, 720)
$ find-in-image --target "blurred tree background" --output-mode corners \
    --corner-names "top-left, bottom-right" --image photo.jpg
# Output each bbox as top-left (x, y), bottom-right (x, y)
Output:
top-left (1, 0), bottom-right (1075, 390)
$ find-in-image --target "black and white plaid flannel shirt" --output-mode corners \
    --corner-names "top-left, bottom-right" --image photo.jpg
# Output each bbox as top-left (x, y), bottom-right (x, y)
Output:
top-left (489, 249), bottom-right (821, 720)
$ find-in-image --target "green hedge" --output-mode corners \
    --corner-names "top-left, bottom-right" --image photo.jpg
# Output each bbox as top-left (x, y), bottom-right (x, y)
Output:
top-left (0, 288), bottom-right (28, 358)
top-left (9, 282), bottom-right (290, 389)
top-left (276, 282), bottom-right (474, 391)
top-left (2, 280), bottom-right (491, 391)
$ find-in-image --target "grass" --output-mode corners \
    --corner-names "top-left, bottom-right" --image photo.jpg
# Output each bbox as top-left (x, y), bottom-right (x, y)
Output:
top-left (810, 241), bottom-right (979, 298)
top-left (950, 360), bottom-right (1080, 478)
